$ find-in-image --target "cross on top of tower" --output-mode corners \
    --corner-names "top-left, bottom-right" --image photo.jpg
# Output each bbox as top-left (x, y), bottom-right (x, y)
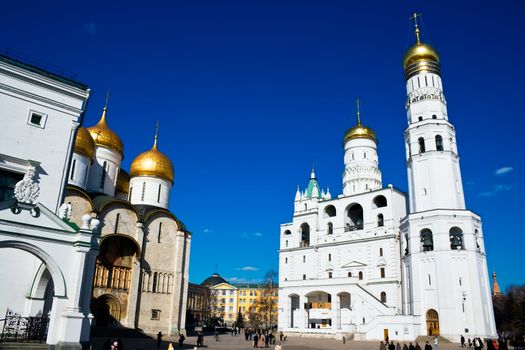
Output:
top-left (411, 12), bottom-right (422, 44)
top-left (356, 98), bottom-right (361, 125)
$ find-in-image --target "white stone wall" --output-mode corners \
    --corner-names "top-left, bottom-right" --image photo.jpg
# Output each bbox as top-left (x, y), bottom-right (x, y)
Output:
top-left (343, 138), bottom-right (382, 196)
top-left (68, 152), bottom-right (91, 189)
top-left (129, 176), bottom-right (172, 209)
top-left (87, 146), bottom-right (121, 196)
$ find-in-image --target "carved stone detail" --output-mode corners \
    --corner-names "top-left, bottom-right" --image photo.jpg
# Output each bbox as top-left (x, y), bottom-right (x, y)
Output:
top-left (14, 167), bottom-right (40, 204)
top-left (406, 87), bottom-right (446, 108)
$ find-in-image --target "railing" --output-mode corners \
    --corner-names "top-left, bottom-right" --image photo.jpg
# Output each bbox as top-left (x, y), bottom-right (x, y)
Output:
top-left (94, 263), bottom-right (131, 290)
top-left (0, 309), bottom-right (49, 343)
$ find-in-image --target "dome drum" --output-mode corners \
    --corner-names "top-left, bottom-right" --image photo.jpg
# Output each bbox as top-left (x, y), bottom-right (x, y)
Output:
top-left (403, 43), bottom-right (441, 81)
top-left (405, 60), bottom-right (441, 80)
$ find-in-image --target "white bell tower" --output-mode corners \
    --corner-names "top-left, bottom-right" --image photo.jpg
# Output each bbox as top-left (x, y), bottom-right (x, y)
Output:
top-left (401, 14), bottom-right (496, 340)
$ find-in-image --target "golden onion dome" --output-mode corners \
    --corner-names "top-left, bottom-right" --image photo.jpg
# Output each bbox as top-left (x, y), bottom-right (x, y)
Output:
top-left (74, 127), bottom-right (96, 160)
top-left (130, 137), bottom-right (174, 183)
top-left (116, 169), bottom-right (130, 194)
top-left (87, 106), bottom-right (124, 156)
top-left (403, 16), bottom-right (440, 80)
top-left (344, 122), bottom-right (377, 143)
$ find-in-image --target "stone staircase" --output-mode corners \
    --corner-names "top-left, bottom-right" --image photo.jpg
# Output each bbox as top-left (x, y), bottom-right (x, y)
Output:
top-left (415, 335), bottom-right (452, 344)
top-left (0, 343), bottom-right (49, 350)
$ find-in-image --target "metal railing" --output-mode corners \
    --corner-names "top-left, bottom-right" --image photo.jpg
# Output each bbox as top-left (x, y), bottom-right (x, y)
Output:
top-left (0, 309), bottom-right (49, 343)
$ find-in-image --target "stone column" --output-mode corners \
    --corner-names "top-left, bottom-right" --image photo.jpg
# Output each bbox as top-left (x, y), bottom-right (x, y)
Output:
top-left (124, 258), bottom-right (141, 327)
top-left (331, 293), bottom-right (340, 331)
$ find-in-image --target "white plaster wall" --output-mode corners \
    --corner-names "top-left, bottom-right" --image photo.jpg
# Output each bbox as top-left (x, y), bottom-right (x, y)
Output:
top-left (87, 146), bottom-right (121, 196)
top-left (129, 176), bottom-right (171, 209)
top-left (343, 138), bottom-right (382, 196)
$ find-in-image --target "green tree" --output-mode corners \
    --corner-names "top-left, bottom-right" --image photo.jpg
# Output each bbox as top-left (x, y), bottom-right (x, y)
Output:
top-left (236, 308), bottom-right (245, 328)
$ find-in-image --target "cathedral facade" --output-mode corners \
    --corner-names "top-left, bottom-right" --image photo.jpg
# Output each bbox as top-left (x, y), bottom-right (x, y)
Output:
top-left (64, 103), bottom-right (191, 336)
top-left (277, 20), bottom-right (497, 341)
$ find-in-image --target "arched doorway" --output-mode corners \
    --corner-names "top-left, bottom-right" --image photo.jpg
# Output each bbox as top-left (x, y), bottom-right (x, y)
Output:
top-left (305, 291), bottom-right (332, 329)
top-left (93, 294), bottom-right (122, 327)
top-left (426, 309), bottom-right (440, 336)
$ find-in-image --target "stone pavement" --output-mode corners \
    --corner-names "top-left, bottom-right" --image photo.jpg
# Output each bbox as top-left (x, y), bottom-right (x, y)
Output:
top-left (90, 332), bottom-right (467, 350)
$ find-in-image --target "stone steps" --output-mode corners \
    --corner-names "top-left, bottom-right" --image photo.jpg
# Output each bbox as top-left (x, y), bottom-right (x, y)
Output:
top-left (415, 335), bottom-right (452, 344)
top-left (0, 343), bottom-right (49, 350)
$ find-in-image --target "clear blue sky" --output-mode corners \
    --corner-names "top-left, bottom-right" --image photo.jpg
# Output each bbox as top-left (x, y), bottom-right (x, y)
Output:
top-left (3, 1), bottom-right (523, 290)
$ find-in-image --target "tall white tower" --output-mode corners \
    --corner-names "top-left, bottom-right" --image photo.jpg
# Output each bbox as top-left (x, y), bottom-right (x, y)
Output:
top-left (401, 14), bottom-right (496, 340)
top-left (129, 124), bottom-right (174, 209)
top-left (342, 102), bottom-right (382, 196)
top-left (86, 100), bottom-right (124, 196)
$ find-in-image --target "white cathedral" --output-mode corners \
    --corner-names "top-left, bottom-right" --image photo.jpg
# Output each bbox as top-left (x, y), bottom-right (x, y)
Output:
top-left (278, 19), bottom-right (497, 341)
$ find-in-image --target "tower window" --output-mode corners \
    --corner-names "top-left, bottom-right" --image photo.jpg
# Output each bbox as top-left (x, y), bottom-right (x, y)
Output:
top-left (348, 272), bottom-right (352, 277)
top-left (358, 271), bottom-right (363, 280)
top-left (432, 114), bottom-right (437, 119)
top-left (377, 214), bottom-right (384, 227)
top-left (449, 227), bottom-right (464, 250)
top-left (418, 137), bottom-right (426, 153)
top-left (158, 222), bottom-right (162, 243)
top-left (420, 229), bottom-right (434, 251)
top-left (418, 116), bottom-right (423, 121)
top-left (303, 274), bottom-right (306, 280)
top-left (328, 272), bottom-right (332, 279)
top-left (428, 274), bottom-right (432, 285)
top-left (379, 248), bottom-right (383, 257)
top-left (70, 159), bottom-right (76, 180)
top-left (285, 240), bottom-right (288, 247)
top-left (327, 222), bottom-right (333, 235)
top-left (435, 135), bottom-right (444, 151)
top-left (157, 184), bottom-right (162, 203)
top-left (328, 253), bottom-right (331, 262)
top-left (380, 268), bottom-right (385, 278)
top-left (141, 182), bottom-right (146, 201)
top-left (100, 161), bottom-right (107, 189)
top-left (380, 292), bottom-right (387, 303)
top-left (129, 186), bottom-right (133, 201)
top-left (364, 152), bottom-right (367, 159)
top-left (303, 255), bottom-right (306, 263)
top-left (285, 257), bottom-right (288, 264)
top-left (300, 223), bottom-right (310, 247)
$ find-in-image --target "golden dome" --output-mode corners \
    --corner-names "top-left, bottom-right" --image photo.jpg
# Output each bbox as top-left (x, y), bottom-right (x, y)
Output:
top-left (74, 127), bottom-right (96, 160)
top-left (403, 16), bottom-right (440, 80)
top-left (116, 169), bottom-right (130, 194)
top-left (87, 107), bottom-right (124, 156)
top-left (344, 122), bottom-right (377, 143)
top-left (130, 138), bottom-right (174, 183)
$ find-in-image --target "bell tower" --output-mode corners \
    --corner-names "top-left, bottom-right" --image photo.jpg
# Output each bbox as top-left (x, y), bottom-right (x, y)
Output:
top-left (401, 13), bottom-right (496, 340)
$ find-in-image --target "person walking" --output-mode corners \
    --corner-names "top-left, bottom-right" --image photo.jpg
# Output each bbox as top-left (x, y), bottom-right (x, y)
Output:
top-left (253, 333), bottom-right (259, 348)
top-left (157, 332), bottom-right (163, 348)
top-left (403, 343), bottom-right (409, 350)
top-left (424, 341), bottom-right (432, 350)
top-left (415, 342), bottom-right (422, 350)
top-left (434, 336), bottom-right (439, 350)
top-left (461, 335), bottom-right (466, 348)
top-left (178, 334), bottom-right (185, 348)
top-left (197, 332), bottom-right (204, 347)
top-left (380, 341), bottom-right (387, 350)
top-left (409, 342), bottom-right (415, 350)
top-left (389, 341), bottom-right (396, 350)
top-left (214, 330), bottom-right (219, 341)
top-left (397, 342), bottom-right (402, 350)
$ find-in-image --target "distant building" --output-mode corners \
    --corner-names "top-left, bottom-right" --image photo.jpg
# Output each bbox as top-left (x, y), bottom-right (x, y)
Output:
top-left (278, 16), bottom-right (497, 341)
top-left (187, 283), bottom-right (211, 327)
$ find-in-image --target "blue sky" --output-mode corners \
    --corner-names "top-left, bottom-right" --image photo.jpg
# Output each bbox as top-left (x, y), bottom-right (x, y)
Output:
top-left (2, 1), bottom-right (523, 290)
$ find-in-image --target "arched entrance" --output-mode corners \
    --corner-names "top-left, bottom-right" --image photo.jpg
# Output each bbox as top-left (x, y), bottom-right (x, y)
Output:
top-left (305, 291), bottom-right (332, 329)
top-left (426, 309), bottom-right (440, 336)
top-left (92, 294), bottom-right (122, 327)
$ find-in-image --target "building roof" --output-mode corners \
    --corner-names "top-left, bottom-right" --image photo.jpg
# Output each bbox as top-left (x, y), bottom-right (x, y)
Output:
top-left (201, 273), bottom-right (228, 286)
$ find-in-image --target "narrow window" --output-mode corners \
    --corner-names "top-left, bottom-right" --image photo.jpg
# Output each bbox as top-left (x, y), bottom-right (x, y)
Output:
top-left (328, 272), bottom-right (332, 279)
top-left (351, 153), bottom-right (354, 160)
top-left (327, 222), bottom-right (333, 235)
top-left (158, 222), bottom-right (162, 243)
top-left (363, 318), bottom-right (366, 324)
top-left (141, 182), bottom-right (146, 201)
top-left (428, 274), bottom-right (432, 285)
top-left (377, 214), bottom-right (384, 227)
top-left (380, 268), bottom-right (385, 278)
top-left (303, 255), bottom-right (306, 263)
top-left (425, 76), bottom-right (428, 86)
top-left (363, 152), bottom-right (367, 159)
top-left (152, 272), bottom-right (158, 293)
top-left (129, 186), bottom-right (133, 201)
top-left (114, 213), bottom-right (120, 233)
top-left (417, 77), bottom-right (420, 88)
top-left (432, 114), bottom-right (437, 119)
top-left (70, 159), bottom-right (76, 180)
top-left (328, 253), bottom-right (331, 262)
top-left (418, 137), bottom-right (426, 153)
top-left (379, 248), bottom-right (383, 256)
top-left (157, 184), bottom-right (162, 203)
top-left (30, 112), bottom-right (43, 126)
top-left (380, 292), bottom-right (387, 303)
top-left (435, 135), bottom-right (444, 151)
top-left (459, 277), bottom-right (462, 286)
top-left (348, 272), bottom-right (352, 277)
top-left (303, 274), bottom-right (306, 280)
top-left (285, 257), bottom-right (288, 264)
top-left (418, 116), bottom-right (423, 121)
top-left (100, 161), bottom-right (107, 188)
top-left (358, 271), bottom-right (363, 280)
top-left (285, 240), bottom-right (288, 247)
top-left (431, 76), bottom-right (435, 87)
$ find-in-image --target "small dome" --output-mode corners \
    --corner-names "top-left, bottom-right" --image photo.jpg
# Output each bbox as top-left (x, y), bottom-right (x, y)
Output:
top-left (116, 169), bottom-right (130, 194)
top-left (87, 107), bottom-right (124, 156)
top-left (74, 127), bottom-right (95, 160)
top-left (403, 42), bottom-right (440, 79)
top-left (201, 273), bottom-right (227, 286)
top-left (130, 139), bottom-right (174, 183)
top-left (344, 123), bottom-right (377, 143)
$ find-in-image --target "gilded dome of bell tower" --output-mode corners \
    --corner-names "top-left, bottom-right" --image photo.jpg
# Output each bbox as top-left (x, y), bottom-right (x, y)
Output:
top-left (343, 100), bottom-right (377, 144)
top-left (403, 13), bottom-right (440, 80)
top-left (130, 123), bottom-right (174, 183)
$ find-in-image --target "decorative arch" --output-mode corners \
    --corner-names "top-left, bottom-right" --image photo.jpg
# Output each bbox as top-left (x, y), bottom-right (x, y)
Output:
top-left (66, 185), bottom-right (95, 210)
top-left (96, 197), bottom-right (140, 221)
top-left (449, 226), bottom-right (464, 250)
top-left (143, 208), bottom-right (188, 232)
top-left (99, 234), bottom-right (142, 259)
top-left (300, 223), bottom-right (310, 247)
top-left (372, 195), bottom-right (387, 208)
top-left (345, 203), bottom-right (363, 231)
top-left (420, 228), bottom-right (434, 251)
top-left (426, 309), bottom-right (440, 336)
top-left (283, 230), bottom-right (291, 236)
top-left (0, 240), bottom-right (66, 297)
top-left (324, 205), bottom-right (336, 218)
top-left (93, 294), bottom-right (122, 325)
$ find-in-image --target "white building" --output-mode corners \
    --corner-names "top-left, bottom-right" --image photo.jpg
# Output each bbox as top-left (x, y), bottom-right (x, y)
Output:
top-left (0, 54), bottom-right (96, 349)
top-left (278, 19), bottom-right (497, 342)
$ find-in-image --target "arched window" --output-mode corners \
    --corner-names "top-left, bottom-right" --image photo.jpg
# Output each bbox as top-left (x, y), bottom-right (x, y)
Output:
top-left (300, 223), bottom-right (310, 247)
top-left (285, 240), bottom-right (288, 247)
top-left (358, 271), bottom-right (363, 280)
top-left (379, 248), bottom-right (383, 257)
top-left (418, 137), bottom-right (426, 153)
top-left (70, 159), bottom-right (76, 180)
top-left (380, 268), bottom-right (385, 278)
top-left (432, 114), bottom-right (437, 119)
top-left (100, 161), bottom-right (108, 188)
top-left (328, 253), bottom-right (331, 262)
top-left (327, 222), bottom-right (333, 235)
top-left (373, 195), bottom-right (387, 208)
top-left (435, 135), bottom-right (444, 151)
top-left (347, 272), bottom-right (352, 277)
top-left (346, 203), bottom-right (364, 231)
top-left (324, 205), bottom-right (336, 217)
top-left (285, 257), bottom-right (288, 264)
top-left (284, 230), bottom-right (291, 235)
top-left (420, 229), bottom-right (434, 251)
top-left (449, 227), bottom-right (464, 250)
top-left (377, 214), bottom-right (384, 227)
top-left (380, 292), bottom-right (387, 303)
top-left (152, 272), bottom-right (158, 293)
top-left (418, 116), bottom-right (423, 121)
